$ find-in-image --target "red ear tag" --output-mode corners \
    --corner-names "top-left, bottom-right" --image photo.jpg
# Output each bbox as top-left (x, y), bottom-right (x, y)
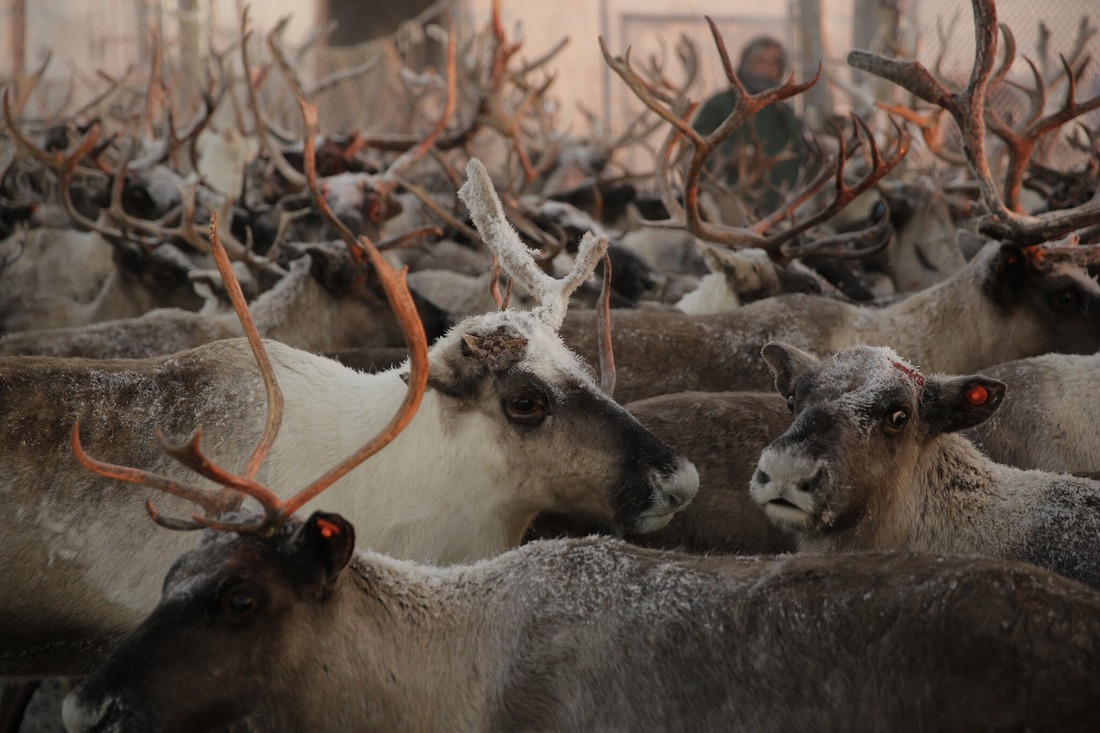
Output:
top-left (966, 385), bottom-right (989, 405)
top-left (1006, 256), bottom-right (1019, 266)
top-left (1024, 246), bottom-right (1047, 266)
top-left (316, 518), bottom-right (341, 538)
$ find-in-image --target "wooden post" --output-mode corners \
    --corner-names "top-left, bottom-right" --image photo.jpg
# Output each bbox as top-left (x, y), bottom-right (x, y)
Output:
top-left (178, 0), bottom-right (204, 112)
top-left (11, 0), bottom-right (26, 74)
top-left (851, 0), bottom-right (901, 102)
top-left (795, 0), bottom-right (833, 126)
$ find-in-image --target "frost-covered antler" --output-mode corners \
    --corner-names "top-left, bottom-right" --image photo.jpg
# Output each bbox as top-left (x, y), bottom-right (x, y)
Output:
top-left (458, 158), bottom-right (608, 330)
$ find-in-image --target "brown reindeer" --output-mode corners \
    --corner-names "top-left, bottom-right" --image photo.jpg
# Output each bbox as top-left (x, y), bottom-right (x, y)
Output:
top-left (558, 240), bottom-right (1100, 402)
top-left (527, 391), bottom-right (795, 556)
top-left (0, 238), bottom-right (454, 358)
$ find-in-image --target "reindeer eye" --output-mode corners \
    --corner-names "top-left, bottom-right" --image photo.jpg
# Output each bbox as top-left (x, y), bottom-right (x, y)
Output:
top-left (787, 395), bottom-right (796, 413)
top-left (153, 269), bottom-right (182, 288)
top-left (1050, 288), bottom-right (1079, 310)
top-left (885, 408), bottom-right (909, 430)
top-left (228, 594), bottom-right (255, 614)
top-left (504, 391), bottom-right (548, 424)
top-left (217, 582), bottom-right (264, 623)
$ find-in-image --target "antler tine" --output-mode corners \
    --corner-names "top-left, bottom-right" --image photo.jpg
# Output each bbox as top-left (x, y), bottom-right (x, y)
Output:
top-left (987, 47), bottom-right (1100, 212)
top-left (458, 158), bottom-right (609, 329)
top-left (274, 235), bottom-right (430, 520)
top-left (55, 129), bottom-right (158, 245)
top-left (779, 200), bottom-right (893, 259)
top-left (71, 216), bottom-right (294, 534)
top-left (72, 422), bottom-right (244, 530)
top-left (489, 255), bottom-right (506, 309)
top-left (9, 51), bottom-right (51, 118)
top-left (596, 252), bottom-right (616, 397)
top-left (3, 87), bottom-right (111, 189)
top-left (378, 12), bottom-right (458, 184)
top-left (488, 256), bottom-right (515, 311)
top-left (1026, 242), bottom-right (1100, 269)
top-left (392, 174), bottom-right (481, 242)
top-left (242, 11), bottom-right (305, 189)
top-left (297, 97), bottom-right (365, 262)
top-left (876, 102), bottom-right (968, 166)
top-left (3, 88), bottom-right (63, 168)
top-left (602, 17), bottom-right (843, 257)
top-left (375, 225), bottom-right (444, 253)
top-left (152, 429), bottom-right (279, 506)
top-left (209, 212), bottom-right (284, 482)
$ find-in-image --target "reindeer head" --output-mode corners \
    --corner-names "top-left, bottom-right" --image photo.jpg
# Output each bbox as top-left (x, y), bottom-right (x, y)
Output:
top-left (277, 241), bottom-right (454, 347)
top-left (420, 159), bottom-right (698, 533)
top-left (750, 343), bottom-right (1005, 537)
top-left (982, 242), bottom-right (1100, 355)
top-left (64, 510), bottom-right (357, 733)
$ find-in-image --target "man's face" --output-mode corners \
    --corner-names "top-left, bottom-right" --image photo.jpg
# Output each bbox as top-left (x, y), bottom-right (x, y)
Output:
top-left (746, 46), bottom-right (784, 85)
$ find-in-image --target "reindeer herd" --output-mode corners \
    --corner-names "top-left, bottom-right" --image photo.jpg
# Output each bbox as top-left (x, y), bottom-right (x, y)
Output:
top-left (1, 0), bottom-right (1099, 730)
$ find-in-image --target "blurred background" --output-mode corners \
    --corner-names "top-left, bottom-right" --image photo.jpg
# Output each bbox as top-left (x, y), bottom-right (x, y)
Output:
top-left (2, 1), bottom-right (1096, 135)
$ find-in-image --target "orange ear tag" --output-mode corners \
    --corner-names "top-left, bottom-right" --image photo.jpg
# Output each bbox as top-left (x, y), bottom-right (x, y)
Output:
top-left (316, 518), bottom-right (341, 538)
top-left (966, 385), bottom-right (989, 405)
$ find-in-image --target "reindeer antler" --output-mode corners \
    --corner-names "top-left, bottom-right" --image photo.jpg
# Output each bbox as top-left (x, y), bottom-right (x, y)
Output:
top-left (601, 17), bottom-right (908, 259)
top-left (73, 212), bottom-right (283, 531)
top-left (849, 0), bottom-right (1100, 244)
top-left (73, 215), bottom-right (431, 535)
top-left (459, 158), bottom-right (608, 330)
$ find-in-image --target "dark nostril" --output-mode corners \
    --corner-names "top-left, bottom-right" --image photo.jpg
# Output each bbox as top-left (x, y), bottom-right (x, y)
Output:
top-left (665, 491), bottom-right (685, 509)
top-left (799, 467), bottom-right (826, 494)
top-left (754, 469), bottom-right (771, 485)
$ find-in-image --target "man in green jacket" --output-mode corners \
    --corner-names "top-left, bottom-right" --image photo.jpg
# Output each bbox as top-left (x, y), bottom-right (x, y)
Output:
top-left (691, 36), bottom-right (805, 213)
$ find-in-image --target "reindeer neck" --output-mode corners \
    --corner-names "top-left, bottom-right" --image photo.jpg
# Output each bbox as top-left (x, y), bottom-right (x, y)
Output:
top-left (871, 264), bottom-right (1000, 371)
top-left (83, 270), bottom-right (142, 324)
top-left (261, 358), bottom-right (533, 565)
top-left (220, 263), bottom-right (323, 348)
top-left (253, 554), bottom-right (498, 733)
top-left (802, 435), bottom-right (1005, 556)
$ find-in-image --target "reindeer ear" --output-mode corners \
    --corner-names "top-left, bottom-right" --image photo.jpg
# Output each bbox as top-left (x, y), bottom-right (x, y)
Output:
top-left (985, 243), bottom-right (1032, 307)
top-left (920, 375), bottom-right (1006, 434)
top-left (761, 342), bottom-right (820, 396)
top-left (306, 246), bottom-right (355, 292)
top-left (716, 248), bottom-right (770, 294)
top-left (289, 512), bottom-right (356, 588)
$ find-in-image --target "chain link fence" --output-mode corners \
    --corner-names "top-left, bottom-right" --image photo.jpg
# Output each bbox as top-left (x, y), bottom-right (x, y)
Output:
top-left (906, 0), bottom-right (1099, 170)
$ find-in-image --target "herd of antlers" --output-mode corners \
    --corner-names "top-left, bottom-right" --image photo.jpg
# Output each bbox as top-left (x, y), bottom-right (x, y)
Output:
top-left (4, 0), bottom-right (1095, 534)
top-left (2, 0), bottom-right (1095, 536)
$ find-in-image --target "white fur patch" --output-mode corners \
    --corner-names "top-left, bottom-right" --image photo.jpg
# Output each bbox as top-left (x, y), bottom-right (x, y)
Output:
top-left (632, 459), bottom-right (701, 532)
top-left (676, 273), bottom-right (742, 314)
top-left (750, 446), bottom-right (824, 529)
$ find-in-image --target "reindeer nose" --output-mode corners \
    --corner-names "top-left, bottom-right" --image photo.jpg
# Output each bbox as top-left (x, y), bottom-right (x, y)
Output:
top-left (754, 469), bottom-right (771, 485)
top-left (664, 490), bottom-right (687, 509)
top-left (798, 467), bottom-right (827, 494)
